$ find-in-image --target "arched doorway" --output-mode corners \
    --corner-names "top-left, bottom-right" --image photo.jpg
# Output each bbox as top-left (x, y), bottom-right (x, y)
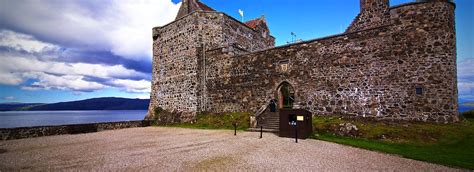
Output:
top-left (278, 82), bottom-right (295, 109)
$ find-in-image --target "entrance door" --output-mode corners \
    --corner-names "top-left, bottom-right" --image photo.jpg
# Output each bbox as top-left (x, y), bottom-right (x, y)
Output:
top-left (278, 82), bottom-right (294, 109)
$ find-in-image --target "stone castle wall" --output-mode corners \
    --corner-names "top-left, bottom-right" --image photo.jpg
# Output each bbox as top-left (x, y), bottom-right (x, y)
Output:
top-left (0, 120), bottom-right (152, 140)
top-left (149, 14), bottom-right (201, 121)
top-left (204, 1), bottom-right (458, 122)
top-left (221, 15), bottom-right (275, 52)
top-left (149, 0), bottom-right (458, 123)
top-left (147, 11), bottom-right (274, 120)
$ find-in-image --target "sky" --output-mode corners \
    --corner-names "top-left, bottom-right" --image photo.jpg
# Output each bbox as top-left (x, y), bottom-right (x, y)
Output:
top-left (0, 0), bottom-right (472, 103)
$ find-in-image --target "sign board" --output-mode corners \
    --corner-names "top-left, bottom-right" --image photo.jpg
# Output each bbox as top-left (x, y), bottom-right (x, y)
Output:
top-left (279, 109), bottom-right (312, 139)
top-left (297, 115), bottom-right (304, 121)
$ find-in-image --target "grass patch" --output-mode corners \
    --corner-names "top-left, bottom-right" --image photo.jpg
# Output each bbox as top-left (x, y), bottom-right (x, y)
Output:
top-left (311, 116), bottom-right (474, 169)
top-left (165, 112), bottom-right (250, 130)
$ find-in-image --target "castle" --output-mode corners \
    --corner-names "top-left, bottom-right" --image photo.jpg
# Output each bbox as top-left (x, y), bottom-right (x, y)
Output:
top-left (147, 0), bottom-right (458, 126)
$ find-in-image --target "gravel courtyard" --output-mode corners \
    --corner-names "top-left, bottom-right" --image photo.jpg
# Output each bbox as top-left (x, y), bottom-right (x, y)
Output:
top-left (0, 127), bottom-right (459, 171)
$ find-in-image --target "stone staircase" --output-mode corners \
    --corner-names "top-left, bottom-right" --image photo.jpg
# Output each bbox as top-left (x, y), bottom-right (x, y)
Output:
top-left (248, 111), bottom-right (280, 133)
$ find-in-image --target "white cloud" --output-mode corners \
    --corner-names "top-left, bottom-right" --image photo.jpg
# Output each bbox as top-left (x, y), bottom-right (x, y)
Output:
top-left (0, 30), bottom-right (59, 53)
top-left (0, 72), bottom-right (23, 85)
top-left (3, 96), bottom-right (15, 101)
top-left (458, 59), bottom-right (474, 101)
top-left (459, 82), bottom-right (474, 95)
top-left (458, 59), bottom-right (474, 81)
top-left (0, 52), bottom-right (147, 81)
top-left (20, 86), bottom-right (42, 91)
top-left (0, 0), bottom-right (175, 96)
top-left (0, 0), bottom-right (180, 61)
top-left (0, 30), bottom-right (151, 93)
top-left (109, 79), bottom-right (151, 93)
top-left (105, 1), bottom-right (180, 59)
top-left (133, 94), bottom-right (151, 99)
top-left (24, 72), bottom-right (106, 92)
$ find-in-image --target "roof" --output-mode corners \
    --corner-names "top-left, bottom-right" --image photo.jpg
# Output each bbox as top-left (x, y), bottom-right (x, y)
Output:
top-left (174, 1), bottom-right (270, 34)
top-left (244, 19), bottom-right (261, 29)
top-left (196, 1), bottom-right (215, 11)
top-left (244, 17), bottom-right (268, 31)
top-left (176, 0), bottom-right (215, 19)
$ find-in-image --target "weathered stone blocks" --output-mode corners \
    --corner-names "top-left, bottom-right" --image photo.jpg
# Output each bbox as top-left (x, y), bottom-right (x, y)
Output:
top-left (149, 0), bottom-right (458, 123)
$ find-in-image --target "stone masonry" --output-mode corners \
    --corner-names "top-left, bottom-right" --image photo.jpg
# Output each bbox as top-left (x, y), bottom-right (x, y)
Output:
top-left (147, 0), bottom-right (458, 124)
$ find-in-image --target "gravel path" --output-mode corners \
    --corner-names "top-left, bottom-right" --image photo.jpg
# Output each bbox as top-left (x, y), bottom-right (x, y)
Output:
top-left (0, 127), bottom-right (461, 171)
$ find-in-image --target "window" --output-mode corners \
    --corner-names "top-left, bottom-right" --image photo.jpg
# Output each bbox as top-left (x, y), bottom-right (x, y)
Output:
top-left (416, 87), bottom-right (423, 95)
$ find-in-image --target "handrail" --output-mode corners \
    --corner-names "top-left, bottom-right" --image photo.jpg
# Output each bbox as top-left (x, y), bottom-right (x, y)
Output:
top-left (255, 104), bottom-right (268, 119)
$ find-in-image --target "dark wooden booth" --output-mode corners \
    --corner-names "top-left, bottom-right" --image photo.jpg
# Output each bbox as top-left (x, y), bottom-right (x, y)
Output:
top-left (279, 109), bottom-right (312, 139)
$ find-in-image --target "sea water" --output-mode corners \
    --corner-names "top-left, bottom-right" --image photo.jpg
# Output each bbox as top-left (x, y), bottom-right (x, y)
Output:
top-left (0, 110), bottom-right (147, 128)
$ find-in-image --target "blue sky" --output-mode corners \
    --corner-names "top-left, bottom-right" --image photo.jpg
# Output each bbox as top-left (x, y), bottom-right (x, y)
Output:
top-left (0, 0), bottom-right (472, 103)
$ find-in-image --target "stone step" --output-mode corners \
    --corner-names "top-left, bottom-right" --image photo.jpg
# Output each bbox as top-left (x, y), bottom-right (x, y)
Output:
top-left (258, 112), bottom-right (281, 131)
top-left (261, 122), bottom-right (278, 125)
top-left (261, 121), bottom-right (279, 124)
top-left (261, 118), bottom-right (279, 122)
top-left (260, 119), bottom-right (278, 122)
top-left (262, 124), bottom-right (279, 127)
top-left (261, 127), bottom-right (279, 130)
top-left (262, 126), bottom-right (279, 130)
top-left (261, 125), bottom-right (279, 129)
top-left (247, 128), bottom-right (279, 133)
top-left (263, 117), bottom-right (279, 119)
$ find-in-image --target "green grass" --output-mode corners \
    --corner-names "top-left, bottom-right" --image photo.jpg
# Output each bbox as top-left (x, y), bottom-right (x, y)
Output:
top-left (311, 116), bottom-right (474, 169)
top-left (163, 112), bottom-right (250, 130)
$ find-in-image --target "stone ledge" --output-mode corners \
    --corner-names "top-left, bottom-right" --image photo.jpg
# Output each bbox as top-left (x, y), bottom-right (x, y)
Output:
top-left (0, 120), bottom-right (153, 141)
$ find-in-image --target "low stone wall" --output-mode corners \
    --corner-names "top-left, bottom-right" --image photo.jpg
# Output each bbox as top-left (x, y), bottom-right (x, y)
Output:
top-left (0, 120), bottom-right (153, 141)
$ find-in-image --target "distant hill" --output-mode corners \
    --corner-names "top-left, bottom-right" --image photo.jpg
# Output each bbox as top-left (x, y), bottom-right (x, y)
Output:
top-left (460, 102), bottom-right (474, 113)
top-left (0, 103), bottom-right (44, 111)
top-left (0, 97), bottom-right (149, 111)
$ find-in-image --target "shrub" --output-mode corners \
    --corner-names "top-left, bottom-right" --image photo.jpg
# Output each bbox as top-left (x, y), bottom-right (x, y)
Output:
top-left (462, 110), bottom-right (474, 119)
top-left (154, 107), bottom-right (164, 116)
top-left (150, 107), bottom-right (165, 126)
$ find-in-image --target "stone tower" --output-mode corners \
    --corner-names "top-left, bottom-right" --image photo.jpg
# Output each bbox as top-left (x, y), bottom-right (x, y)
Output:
top-left (146, 0), bottom-right (275, 122)
top-left (347, 0), bottom-right (390, 32)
